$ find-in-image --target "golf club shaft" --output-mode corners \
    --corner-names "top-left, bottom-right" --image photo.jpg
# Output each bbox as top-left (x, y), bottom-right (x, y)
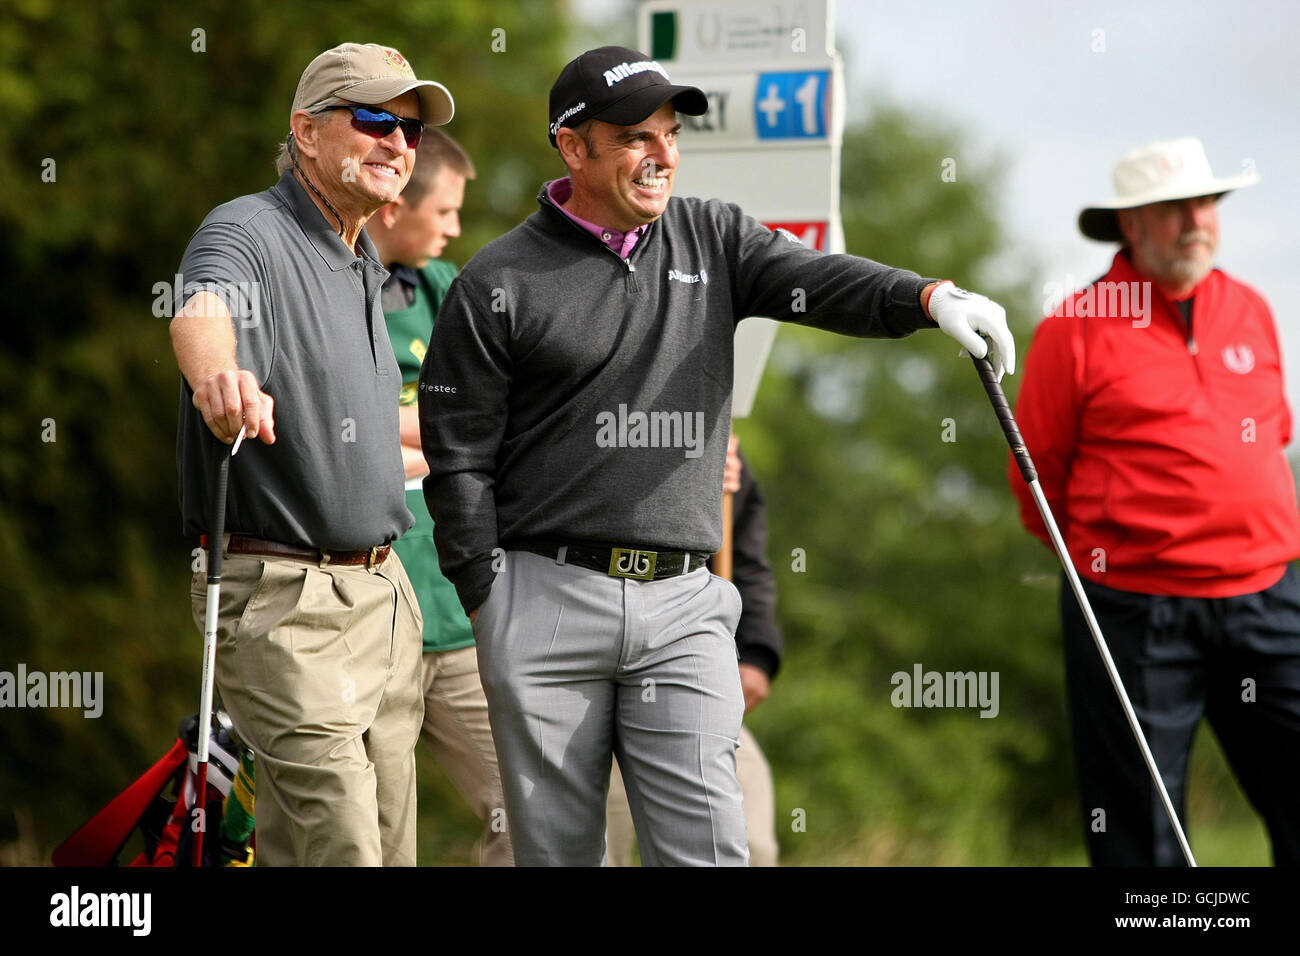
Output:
top-left (194, 436), bottom-right (233, 865)
top-left (199, 453), bottom-right (228, 768)
top-left (971, 355), bottom-right (1197, 867)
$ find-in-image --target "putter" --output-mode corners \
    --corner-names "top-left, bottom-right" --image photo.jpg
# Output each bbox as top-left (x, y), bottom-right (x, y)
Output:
top-left (193, 424), bottom-right (245, 866)
top-left (971, 355), bottom-right (1197, 867)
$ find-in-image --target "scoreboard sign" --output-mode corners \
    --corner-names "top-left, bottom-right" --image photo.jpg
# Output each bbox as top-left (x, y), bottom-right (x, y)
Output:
top-left (755, 70), bottom-right (830, 139)
top-left (638, 0), bottom-right (845, 416)
top-left (672, 69), bottom-right (832, 144)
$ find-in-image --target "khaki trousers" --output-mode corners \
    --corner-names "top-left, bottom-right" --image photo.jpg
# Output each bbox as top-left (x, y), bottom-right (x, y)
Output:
top-left (191, 548), bottom-right (424, 866)
top-left (420, 646), bottom-right (514, 865)
top-left (607, 724), bottom-right (778, 866)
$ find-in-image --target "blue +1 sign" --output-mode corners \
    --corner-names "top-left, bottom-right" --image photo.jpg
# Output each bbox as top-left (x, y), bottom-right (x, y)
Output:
top-left (753, 70), bottom-right (829, 139)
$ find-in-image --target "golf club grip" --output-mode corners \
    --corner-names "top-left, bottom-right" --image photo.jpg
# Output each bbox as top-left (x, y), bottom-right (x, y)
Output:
top-left (208, 452), bottom-right (230, 585)
top-left (971, 355), bottom-right (1037, 483)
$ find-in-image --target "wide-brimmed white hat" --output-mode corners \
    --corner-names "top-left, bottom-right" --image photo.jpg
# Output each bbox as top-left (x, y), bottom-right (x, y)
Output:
top-left (1079, 137), bottom-right (1258, 242)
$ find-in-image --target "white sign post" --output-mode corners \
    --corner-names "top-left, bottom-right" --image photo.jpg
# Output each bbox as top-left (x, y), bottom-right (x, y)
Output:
top-left (637, 0), bottom-right (846, 417)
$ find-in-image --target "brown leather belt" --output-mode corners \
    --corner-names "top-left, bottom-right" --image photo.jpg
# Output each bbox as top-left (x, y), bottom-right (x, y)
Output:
top-left (201, 534), bottom-right (390, 569)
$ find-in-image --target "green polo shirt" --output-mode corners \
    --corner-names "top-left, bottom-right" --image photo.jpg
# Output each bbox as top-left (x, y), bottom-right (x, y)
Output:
top-left (385, 259), bottom-right (474, 654)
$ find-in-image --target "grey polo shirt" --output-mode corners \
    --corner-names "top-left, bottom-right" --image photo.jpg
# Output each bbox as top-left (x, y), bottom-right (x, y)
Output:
top-left (174, 170), bottom-right (412, 550)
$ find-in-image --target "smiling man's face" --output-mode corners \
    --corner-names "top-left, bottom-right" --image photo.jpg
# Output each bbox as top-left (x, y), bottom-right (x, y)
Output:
top-left (565, 102), bottom-right (681, 232)
top-left (314, 91), bottom-right (421, 212)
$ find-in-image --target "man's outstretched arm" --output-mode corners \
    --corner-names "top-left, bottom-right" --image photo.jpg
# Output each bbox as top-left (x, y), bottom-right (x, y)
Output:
top-left (170, 290), bottom-right (276, 446)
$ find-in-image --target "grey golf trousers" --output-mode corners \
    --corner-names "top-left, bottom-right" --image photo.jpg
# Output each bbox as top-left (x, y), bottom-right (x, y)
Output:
top-left (472, 549), bottom-right (748, 866)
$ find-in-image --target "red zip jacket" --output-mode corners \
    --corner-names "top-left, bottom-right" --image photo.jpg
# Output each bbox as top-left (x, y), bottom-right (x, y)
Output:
top-left (1009, 250), bottom-right (1300, 597)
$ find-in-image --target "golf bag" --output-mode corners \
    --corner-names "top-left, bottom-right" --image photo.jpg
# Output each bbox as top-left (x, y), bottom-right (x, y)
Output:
top-left (51, 711), bottom-right (255, 867)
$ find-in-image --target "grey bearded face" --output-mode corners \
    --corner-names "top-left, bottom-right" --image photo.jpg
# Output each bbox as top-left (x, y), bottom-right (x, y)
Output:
top-left (1137, 227), bottom-right (1217, 289)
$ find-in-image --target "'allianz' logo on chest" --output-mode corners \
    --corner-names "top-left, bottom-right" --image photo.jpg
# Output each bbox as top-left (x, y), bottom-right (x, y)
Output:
top-left (667, 267), bottom-right (707, 284)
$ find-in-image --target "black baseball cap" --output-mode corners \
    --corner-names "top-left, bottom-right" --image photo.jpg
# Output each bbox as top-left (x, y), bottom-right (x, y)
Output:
top-left (548, 45), bottom-right (707, 147)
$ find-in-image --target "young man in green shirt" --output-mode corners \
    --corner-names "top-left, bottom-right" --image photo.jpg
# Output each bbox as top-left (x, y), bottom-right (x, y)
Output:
top-left (368, 130), bottom-right (513, 865)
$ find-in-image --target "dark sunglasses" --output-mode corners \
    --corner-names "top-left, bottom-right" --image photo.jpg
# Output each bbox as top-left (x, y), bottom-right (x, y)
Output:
top-left (316, 104), bottom-right (423, 149)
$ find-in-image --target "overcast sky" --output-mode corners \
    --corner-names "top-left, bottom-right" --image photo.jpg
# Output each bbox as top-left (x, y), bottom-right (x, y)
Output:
top-left (573, 0), bottom-right (1300, 423)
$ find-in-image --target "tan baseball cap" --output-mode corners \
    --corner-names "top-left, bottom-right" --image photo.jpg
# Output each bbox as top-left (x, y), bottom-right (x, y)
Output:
top-left (291, 42), bottom-right (454, 126)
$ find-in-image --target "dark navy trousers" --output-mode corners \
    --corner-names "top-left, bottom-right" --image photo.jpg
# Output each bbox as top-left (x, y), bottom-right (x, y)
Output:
top-left (1061, 566), bottom-right (1300, 866)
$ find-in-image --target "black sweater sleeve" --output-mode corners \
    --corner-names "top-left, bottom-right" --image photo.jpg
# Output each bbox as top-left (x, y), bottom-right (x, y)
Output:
top-left (724, 202), bottom-right (939, 338)
top-left (418, 271), bottom-right (512, 613)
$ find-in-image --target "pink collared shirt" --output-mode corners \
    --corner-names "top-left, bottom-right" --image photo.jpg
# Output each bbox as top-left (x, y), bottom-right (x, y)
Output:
top-left (547, 178), bottom-right (646, 259)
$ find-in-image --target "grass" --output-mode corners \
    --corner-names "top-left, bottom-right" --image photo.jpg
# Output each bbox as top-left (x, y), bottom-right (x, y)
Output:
top-left (9, 720), bottom-right (1274, 867)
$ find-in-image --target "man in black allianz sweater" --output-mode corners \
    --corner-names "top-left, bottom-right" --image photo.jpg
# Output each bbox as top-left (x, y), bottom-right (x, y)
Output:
top-left (418, 45), bottom-right (1016, 866)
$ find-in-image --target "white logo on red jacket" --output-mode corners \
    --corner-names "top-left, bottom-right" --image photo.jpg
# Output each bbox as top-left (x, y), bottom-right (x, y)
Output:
top-left (1222, 344), bottom-right (1255, 374)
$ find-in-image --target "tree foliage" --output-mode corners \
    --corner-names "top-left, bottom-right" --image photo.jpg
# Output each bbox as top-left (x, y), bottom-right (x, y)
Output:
top-left (0, 0), bottom-right (567, 863)
top-left (0, 3), bottom-right (1266, 865)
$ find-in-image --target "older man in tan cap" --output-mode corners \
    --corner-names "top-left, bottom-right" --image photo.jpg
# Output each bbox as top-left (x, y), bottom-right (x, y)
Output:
top-left (169, 43), bottom-right (453, 865)
top-left (1011, 138), bottom-right (1300, 866)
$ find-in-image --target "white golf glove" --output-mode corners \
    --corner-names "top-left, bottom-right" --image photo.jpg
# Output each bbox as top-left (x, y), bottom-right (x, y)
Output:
top-left (927, 281), bottom-right (1016, 380)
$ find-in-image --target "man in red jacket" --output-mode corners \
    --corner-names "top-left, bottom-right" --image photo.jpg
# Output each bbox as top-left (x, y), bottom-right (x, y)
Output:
top-left (1010, 138), bottom-right (1300, 866)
